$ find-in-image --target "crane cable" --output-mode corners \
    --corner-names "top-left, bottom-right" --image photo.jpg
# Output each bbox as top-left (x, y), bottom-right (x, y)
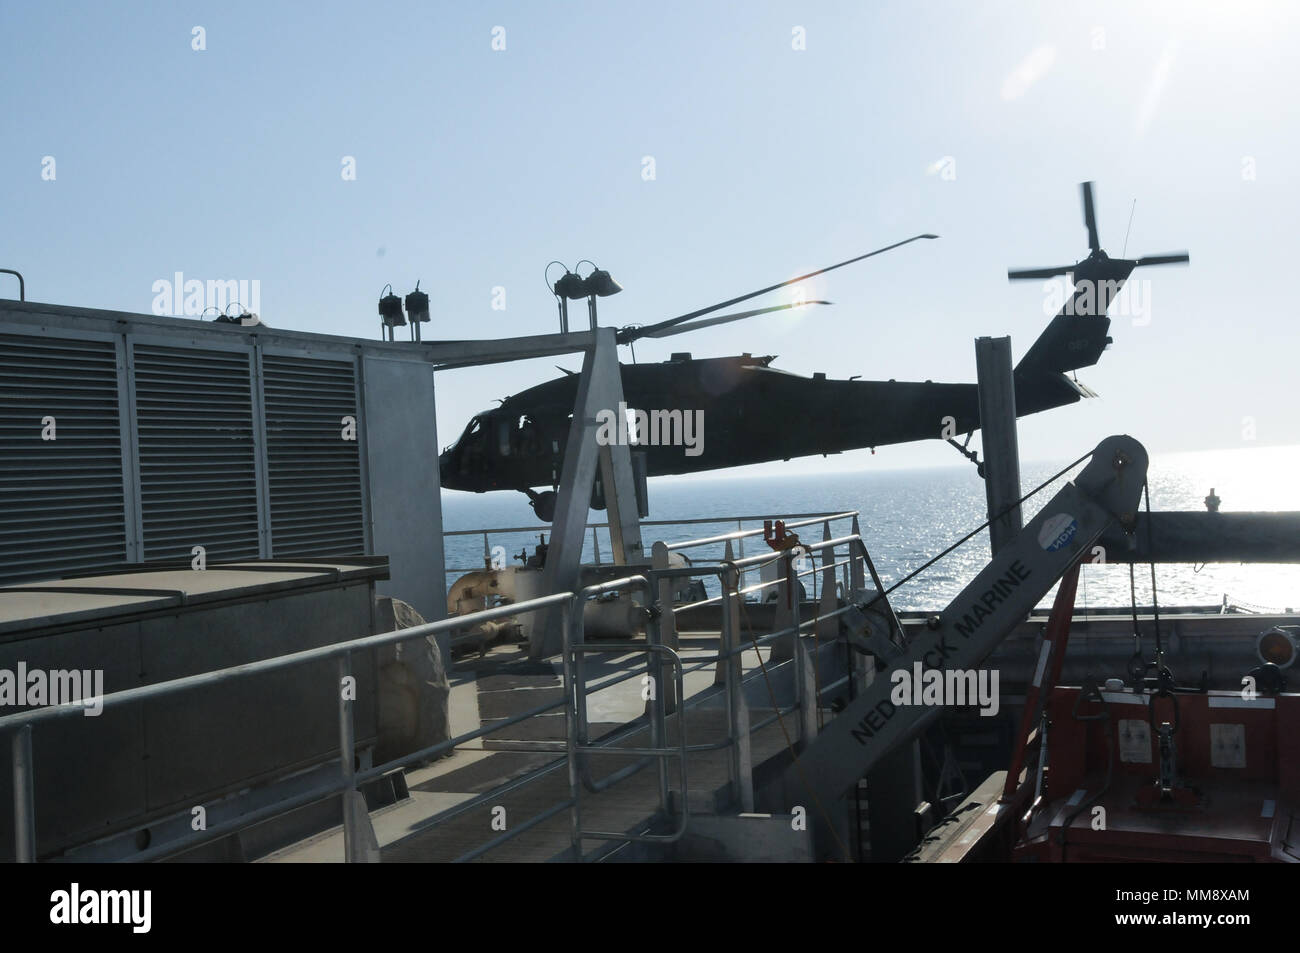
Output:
top-left (857, 449), bottom-right (1095, 615)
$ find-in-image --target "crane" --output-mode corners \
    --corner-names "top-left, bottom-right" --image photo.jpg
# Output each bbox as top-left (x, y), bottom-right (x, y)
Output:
top-left (774, 434), bottom-right (1150, 834)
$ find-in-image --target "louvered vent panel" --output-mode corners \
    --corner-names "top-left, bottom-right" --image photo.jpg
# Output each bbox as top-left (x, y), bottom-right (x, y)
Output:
top-left (0, 333), bottom-right (127, 581)
top-left (262, 355), bottom-right (365, 557)
top-left (133, 344), bottom-right (260, 561)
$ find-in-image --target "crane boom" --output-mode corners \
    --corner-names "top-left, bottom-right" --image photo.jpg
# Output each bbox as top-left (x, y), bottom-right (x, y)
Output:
top-left (779, 434), bottom-right (1149, 812)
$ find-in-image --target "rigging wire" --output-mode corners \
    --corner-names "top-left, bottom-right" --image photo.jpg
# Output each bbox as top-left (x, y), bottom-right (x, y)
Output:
top-left (858, 449), bottom-right (1095, 613)
top-left (1145, 479), bottom-right (1164, 666)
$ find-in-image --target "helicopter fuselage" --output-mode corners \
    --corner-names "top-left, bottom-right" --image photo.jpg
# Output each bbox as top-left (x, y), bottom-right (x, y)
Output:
top-left (437, 350), bottom-right (1084, 495)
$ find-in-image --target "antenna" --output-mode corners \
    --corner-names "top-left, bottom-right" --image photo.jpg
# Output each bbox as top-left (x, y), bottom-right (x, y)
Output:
top-left (1122, 199), bottom-right (1137, 258)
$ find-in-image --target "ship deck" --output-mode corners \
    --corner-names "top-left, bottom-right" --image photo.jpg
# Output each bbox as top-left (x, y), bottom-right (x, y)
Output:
top-left (262, 633), bottom-right (806, 863)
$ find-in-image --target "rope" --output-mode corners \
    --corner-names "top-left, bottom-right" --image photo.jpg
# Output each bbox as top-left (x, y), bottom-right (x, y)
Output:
top-left (1144, 480), bottom-right (1164, 665)
top-left (858, 450), bottom-right (1094, 612)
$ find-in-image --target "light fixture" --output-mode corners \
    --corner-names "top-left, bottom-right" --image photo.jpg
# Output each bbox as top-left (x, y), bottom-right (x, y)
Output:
top-left (405, 281), bottom-right (430, 341)
top-left (379, 284), bottom-right (405, 341)
top-left (546, 261), bottom-right (624, 333)
top-left (575, 261), bottom-right (622, 330)
top-left (583, 268), bottom-right (622, 298)
top-left (1257, 626), bottom-right (1298, 669)
top-left (214, 302), bottom-right (261, 327)
top-left (553, 271), bottom-right (587, 300)
top-left (546, 262), bottom-right (580, 333)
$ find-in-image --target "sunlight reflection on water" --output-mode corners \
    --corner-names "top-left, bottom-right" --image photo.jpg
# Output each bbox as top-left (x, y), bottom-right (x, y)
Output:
top-left (442, 446), bottom-right (1300, 613)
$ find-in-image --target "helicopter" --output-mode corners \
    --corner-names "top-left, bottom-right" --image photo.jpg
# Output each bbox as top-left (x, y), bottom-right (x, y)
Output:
top-left (439, 183), bottom-right (1188, 522)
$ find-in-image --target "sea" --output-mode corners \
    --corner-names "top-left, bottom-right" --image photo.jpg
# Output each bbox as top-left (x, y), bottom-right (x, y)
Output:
top-left (441, 445), bottom-right (1300, 615)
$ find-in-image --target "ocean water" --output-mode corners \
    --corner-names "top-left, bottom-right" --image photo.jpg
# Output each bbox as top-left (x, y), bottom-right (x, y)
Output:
top-left (441, 445), bottom-right (1300, 614)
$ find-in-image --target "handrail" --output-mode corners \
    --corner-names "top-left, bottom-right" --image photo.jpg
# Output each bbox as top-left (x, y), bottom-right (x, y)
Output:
top-left (663, 512), bottom-right (858, 551)
top-left (7, 518), bottom-right (877, 864)
top-left (442, 511), bottom-right (856, 537)
top-left (0, 591), bottom-right (573, 733)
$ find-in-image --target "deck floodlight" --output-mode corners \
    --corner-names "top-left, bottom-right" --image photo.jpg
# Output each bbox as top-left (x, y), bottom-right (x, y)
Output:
top-left (583, 268), bottom-right (622, 298)
top-left (379, 285), bottom-right (405, 327)
top-left (379, 284), bottom-right (406, 341)
top-left (573, 262), bottom-right (621, 331)
top-left (404, 282), bottom-right (431, 342)
top-left (553, 271), bottom-right (588, 301)
top-left (405, 282), bottom-right (430, 323)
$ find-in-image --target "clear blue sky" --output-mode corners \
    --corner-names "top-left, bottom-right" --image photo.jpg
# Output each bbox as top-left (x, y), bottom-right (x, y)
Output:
top-left (3, 0), bottom-right (1297, 479)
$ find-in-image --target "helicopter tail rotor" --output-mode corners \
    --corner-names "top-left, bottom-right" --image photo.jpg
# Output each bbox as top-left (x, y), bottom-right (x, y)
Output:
top-left (1130, 252), bottom-right (1190, 267)
top-left (1007, 181), bottom-right (1190, 283)
top-left (1007, 265), bottom-right (1075, 281)
top-left (1082, 180), bottom-right (1101, 253)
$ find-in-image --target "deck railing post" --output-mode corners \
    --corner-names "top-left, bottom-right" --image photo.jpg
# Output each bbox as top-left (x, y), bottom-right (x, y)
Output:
top-left (338, 652), bottom-right (357, 863)
top-left (648, 605), bottom-right (671, 815)
top-left (788, 552), bottom-right (808, 737)
top-left (721, 560), bottom-right (754, 811)
top-left (736, 521), bottom-right (746, 591)
top-left (850, 516), bottom-right (866, 591)
top-left (12, 726), bottom-right (35, 862)
top-left (560, 599), bottom-right (583, 862)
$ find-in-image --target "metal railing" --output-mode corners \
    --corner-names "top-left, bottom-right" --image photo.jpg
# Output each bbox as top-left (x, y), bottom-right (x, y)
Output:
top-left (4, 513), bottom-right (890, 864)
top-left (442, 511), bottom-right (857, 577)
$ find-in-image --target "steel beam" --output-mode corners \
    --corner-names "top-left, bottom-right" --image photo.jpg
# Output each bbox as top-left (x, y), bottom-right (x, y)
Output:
top-left (777, 435), bottom-right (1147, 828)
top-left (975, 336), bottom-right (1022, 555)
top-left (1098, 511), bottom-right (1300, 563)
top-left (532, 328), bottom-right (642, 658)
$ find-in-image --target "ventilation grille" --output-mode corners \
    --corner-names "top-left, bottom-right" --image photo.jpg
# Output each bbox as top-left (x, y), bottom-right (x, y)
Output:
top-left (262, 354), bottom-right (365, 557)
top-left (133, 344), bottom-right (260, 561)
top-left (0, 333), bottom-right (127, 581)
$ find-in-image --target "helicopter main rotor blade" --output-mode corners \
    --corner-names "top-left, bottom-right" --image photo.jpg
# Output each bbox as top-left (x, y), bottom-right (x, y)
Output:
top-left (617, 233), bottom-right (938, 344)
top-left (635, 301), bottom-right (832, 340)
top-left (1130, 252), bottom-right (1190, 267)
top-left (1007, 265), bottom-right (1074, 280)
top-left (1082, 181), bottom-right (1100, 252)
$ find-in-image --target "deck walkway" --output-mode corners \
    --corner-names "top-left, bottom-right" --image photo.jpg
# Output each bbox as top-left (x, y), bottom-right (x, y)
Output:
top-left (263, 633), bottom-right (802, 862)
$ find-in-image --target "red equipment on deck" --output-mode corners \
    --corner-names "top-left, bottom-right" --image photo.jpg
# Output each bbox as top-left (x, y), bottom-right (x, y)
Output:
top-left (1013, 686), bottom-right (1299, 862)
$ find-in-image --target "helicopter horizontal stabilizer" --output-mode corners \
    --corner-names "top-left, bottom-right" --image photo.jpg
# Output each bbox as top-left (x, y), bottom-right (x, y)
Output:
top-left (1057, 373), bottom-right (1099, 399)
top-left (1010, 310), bottom-right (1111, 417)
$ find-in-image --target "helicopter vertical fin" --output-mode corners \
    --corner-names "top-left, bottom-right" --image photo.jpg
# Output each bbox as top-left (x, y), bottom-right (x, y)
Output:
top-left (1011, 311), bottom-right (1111, 416)
top-left (1015, 311), bottom-right (1112, 380)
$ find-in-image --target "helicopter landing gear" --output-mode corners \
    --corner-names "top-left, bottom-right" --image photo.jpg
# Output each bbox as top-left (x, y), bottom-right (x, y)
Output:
top-left (524, 488), bottom-right (557, 523)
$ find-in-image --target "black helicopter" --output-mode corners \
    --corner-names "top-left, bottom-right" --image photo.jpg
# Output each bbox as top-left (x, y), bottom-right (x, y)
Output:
top-left (439, 183), bottom-right (1188, 522)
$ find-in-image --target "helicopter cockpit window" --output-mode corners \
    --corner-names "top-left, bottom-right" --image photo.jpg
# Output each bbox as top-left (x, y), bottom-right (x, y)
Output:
top-left (497, 418), bottom-right (511, 457)
top-left (462, 417), bottom-right (488, 453)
